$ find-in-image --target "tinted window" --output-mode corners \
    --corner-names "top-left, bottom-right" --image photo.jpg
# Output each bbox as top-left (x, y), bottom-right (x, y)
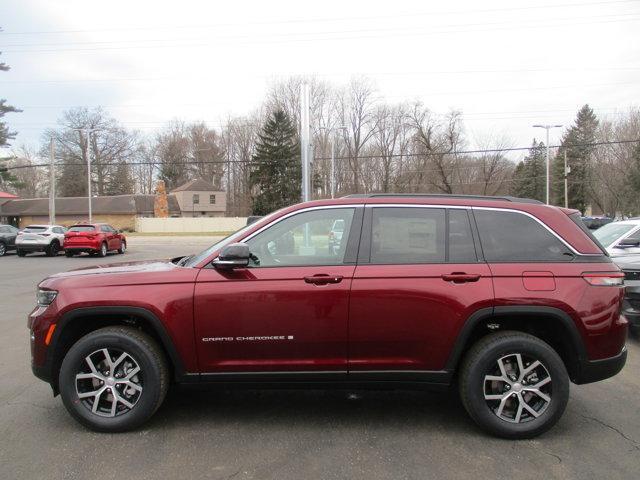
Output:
top-left (69, 225), bottom-right (96, 232)
top-left (371, 207), bottom-right (446, 264)
top-left (449, 209), bottom-right (477, 263)
top-left (475, 210), bottom-right (573, 262)
top-left (24, 226), bottom-right (47, 233)
top-left (246, 208), bottom-right (355, 267)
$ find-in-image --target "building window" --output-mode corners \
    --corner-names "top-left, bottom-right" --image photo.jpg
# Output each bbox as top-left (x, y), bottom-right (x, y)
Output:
top-left (209, 194), bottom-right (216, 204)
top-left (192, 194), bottom-right (200, 205)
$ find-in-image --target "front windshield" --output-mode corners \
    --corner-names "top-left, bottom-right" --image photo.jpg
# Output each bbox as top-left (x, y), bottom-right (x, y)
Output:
top-left (183, 209), bottom-right (283, 267)
top-left (592, 223), bottom-right (636, 247)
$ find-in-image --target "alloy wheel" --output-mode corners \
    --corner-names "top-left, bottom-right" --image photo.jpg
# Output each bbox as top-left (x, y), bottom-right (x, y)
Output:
top-left (483, 353), bottom-right (552, 424)
top-left (0, 243), bottom-right (5, 256)
top-left (75, 348), bottom-right (143, 417)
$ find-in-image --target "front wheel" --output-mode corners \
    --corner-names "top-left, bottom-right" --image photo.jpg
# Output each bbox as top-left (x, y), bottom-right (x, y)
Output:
top-left (118, 241), bottom-right (126, 254)
top-left (458, 331), bottom-right (569, 439)
top-left (17, 249), bottom-right (27, 257)
top-left (58, 327), bottom-right (169, 432)
top-left (0, 241), bottom-right (6, 256)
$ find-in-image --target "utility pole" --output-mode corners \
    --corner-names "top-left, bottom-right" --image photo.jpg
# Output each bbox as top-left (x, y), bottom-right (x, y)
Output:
top-left (48, 138), bottom-right (56, 224)
top-left (564, 149), bottom-right (570, 209)
top-left (73, 128), bottom-right (101, 222)
top-left (533, 124), bottom-right (562, 205)
top-left (300, 83), bottom-right (311, 202)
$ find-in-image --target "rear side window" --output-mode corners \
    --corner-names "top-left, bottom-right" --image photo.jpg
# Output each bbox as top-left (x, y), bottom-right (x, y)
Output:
top-left (68, 225), bottom-right (95, 232)
top-left (474, 210), bottom-right (573, 262)
top-left (371, 207), bottom-right (446, 264)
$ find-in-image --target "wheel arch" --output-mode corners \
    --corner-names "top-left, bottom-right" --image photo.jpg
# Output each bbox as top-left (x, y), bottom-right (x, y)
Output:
top-left (48, 306), bottom-right (185, 392)
top-left (446, 306), bottom-right (587, 382)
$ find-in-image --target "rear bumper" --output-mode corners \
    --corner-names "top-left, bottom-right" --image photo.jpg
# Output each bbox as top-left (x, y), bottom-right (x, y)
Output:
top-left (574, 347), bottom-right (627, 384)
top-left (16, 243), bottom-right (49, 251)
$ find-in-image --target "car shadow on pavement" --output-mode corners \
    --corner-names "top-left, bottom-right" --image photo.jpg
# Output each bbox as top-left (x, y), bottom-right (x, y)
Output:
top-left (149, 387), bottom-right (476, 434)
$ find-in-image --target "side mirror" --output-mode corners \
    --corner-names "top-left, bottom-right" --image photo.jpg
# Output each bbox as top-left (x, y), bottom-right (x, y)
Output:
top-left (616, 238), bottom-right (640, 248)
top-left (212, 243), bottom-right (250, 270)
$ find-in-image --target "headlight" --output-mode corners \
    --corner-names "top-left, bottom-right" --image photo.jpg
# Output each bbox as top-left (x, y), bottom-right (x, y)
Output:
top-left (37, 289), bottom-right (58, 306)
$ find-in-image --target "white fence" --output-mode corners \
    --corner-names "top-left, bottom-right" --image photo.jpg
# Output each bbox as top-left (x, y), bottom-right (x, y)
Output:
top-left (135, 217), bottom-right (247, 233)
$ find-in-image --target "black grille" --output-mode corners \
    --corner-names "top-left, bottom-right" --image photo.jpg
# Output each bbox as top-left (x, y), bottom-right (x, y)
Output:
top-left (623, 270), bottom-right (640, 281)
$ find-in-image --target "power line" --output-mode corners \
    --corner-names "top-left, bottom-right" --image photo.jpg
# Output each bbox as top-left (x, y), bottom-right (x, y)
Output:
top-left (4, 139), bottom-right (638, 171)
top-left (4, 14), bottom-right (639, 53)
top-left (2, 0), bottom-right (636, 36)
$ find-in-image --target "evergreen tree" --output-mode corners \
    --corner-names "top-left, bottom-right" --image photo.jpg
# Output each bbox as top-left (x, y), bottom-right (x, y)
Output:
top-left (250, 110), bottom-right (301, 215)
top-left (105, 161), bottom-right (135, 195)
top-left (0, 37), bottom-right (22, 189)
top-left (510, 140), bottom-right (546, 201)
top-left (551, 105), bottom-right (599, 212)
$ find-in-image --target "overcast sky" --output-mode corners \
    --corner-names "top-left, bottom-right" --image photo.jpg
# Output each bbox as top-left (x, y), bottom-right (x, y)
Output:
top-left (1, 0), bottom-right (639, 158)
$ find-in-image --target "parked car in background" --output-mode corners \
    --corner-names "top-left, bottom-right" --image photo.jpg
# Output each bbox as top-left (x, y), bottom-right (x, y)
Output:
top-left (16, 225), bottom-right (67, 257)
top-left (580, 216), bottom-right (613, 230)
top-left (0, 224), bottom-right (19, 256)
top-left (328, 218), bottom-right (346, 254)
top-left (591, 219), bottom-right (640, 256)
top-left (612, 255), bottom-right (640, 336)
top-left (63, 223), bottom-right (126, 257)
top-left (29, 194), bottom-right (627, 438)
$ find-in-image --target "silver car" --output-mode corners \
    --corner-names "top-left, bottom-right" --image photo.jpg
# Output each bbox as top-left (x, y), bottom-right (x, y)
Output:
top-left (16, 224), bottom-right (67, 257)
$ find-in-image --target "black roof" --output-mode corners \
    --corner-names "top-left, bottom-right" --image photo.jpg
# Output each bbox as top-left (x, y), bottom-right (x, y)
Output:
top-left (342, 193), bottom-right (544, 204)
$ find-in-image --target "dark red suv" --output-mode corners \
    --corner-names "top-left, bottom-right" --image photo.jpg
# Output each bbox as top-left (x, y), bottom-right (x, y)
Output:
top-left (29, 195), bottom-right (628, 438)
top-left (63, 223), bottom-right (127, 257)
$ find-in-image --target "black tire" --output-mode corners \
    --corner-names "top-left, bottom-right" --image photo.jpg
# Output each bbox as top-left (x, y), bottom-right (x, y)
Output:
top-left (46, 241), bottom-right (60, 257)
top-left (65, 250), bottom-right (75, 257)
top-left (0, 241), bottom-right (6, 256)
top-left (458, 331), bottom-right (569, 439)
top-left (17, 249), bottom-right (27, 257)
top-left (98, 242), bottom-right (108, 257)
top-left (118, 241), bottom-right (126, 254)
top-left (59, 326), bottom-right (169, 432)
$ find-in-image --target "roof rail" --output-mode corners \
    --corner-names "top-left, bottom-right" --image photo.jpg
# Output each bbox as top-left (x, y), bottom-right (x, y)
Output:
top-left (341, 193), bottom-right (544, 204)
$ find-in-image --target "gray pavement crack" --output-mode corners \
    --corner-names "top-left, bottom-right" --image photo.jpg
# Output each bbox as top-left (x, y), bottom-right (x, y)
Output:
top-left (581, 414), bottom-right (640, 451)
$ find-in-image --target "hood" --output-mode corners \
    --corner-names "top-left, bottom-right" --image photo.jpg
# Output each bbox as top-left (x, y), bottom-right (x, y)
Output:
top-left (47, 259), bottom-right (176, 279)
top-left (612, 255), bottom-right (640, 270)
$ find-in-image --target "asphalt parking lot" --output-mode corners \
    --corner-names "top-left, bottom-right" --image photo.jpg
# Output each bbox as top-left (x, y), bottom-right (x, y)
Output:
top-left (1, 236), bottom-right (639, 480)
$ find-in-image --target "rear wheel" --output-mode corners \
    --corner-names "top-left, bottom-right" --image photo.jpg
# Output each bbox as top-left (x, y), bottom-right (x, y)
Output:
top-left (458, 331), bottom-right (569, 439)
top-left (46, 241), bottom-right (60, 257)
top-left (58, 327), bottom-right (169, 432)
top-left (98, 242), bottom-right (108, 257)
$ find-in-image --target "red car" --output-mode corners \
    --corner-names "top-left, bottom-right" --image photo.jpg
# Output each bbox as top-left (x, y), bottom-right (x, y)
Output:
top-left (29, 195), bottom-right (627, 438)
top-left (63, 223), bottom-right (127, 257)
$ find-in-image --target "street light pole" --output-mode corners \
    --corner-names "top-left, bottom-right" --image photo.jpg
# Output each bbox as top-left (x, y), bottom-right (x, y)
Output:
top-left (320, 126), bottom-right (347, 199)
top-left (533, 124), bottom-right (562, 205)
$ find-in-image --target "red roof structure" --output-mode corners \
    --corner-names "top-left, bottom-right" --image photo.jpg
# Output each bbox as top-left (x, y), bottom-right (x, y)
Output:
top-left (0, 191), bottom-right (18, 199)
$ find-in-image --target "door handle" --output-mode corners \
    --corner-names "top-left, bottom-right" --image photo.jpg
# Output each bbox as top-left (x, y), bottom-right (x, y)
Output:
top-left (304, 274), bottom-right (344, 285)
top-left (441, 273), bottom-right (481, 283)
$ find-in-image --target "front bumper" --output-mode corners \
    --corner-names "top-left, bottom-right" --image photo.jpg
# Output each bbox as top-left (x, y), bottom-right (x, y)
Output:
top-left (574, 347), bottom-right (628, 384)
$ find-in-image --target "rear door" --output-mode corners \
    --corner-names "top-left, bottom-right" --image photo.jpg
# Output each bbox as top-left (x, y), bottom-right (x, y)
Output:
top-left (348, 205), bottom-right (493, 377)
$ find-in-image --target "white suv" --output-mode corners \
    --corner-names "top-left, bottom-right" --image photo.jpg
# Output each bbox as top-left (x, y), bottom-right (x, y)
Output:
top-left (592, 219), bottom-right (640, 256)
top-left (16, 225), bottom-right (67, 257)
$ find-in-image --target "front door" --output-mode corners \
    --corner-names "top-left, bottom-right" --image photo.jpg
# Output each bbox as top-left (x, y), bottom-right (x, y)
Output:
top-left (348, 206), bottom-right (493, 377)
top-left (194, 206), bottom-right (363, 376)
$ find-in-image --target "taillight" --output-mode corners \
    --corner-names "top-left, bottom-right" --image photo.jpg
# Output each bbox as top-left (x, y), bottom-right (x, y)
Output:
top-left (582, 272), bottom-right (624, 286)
